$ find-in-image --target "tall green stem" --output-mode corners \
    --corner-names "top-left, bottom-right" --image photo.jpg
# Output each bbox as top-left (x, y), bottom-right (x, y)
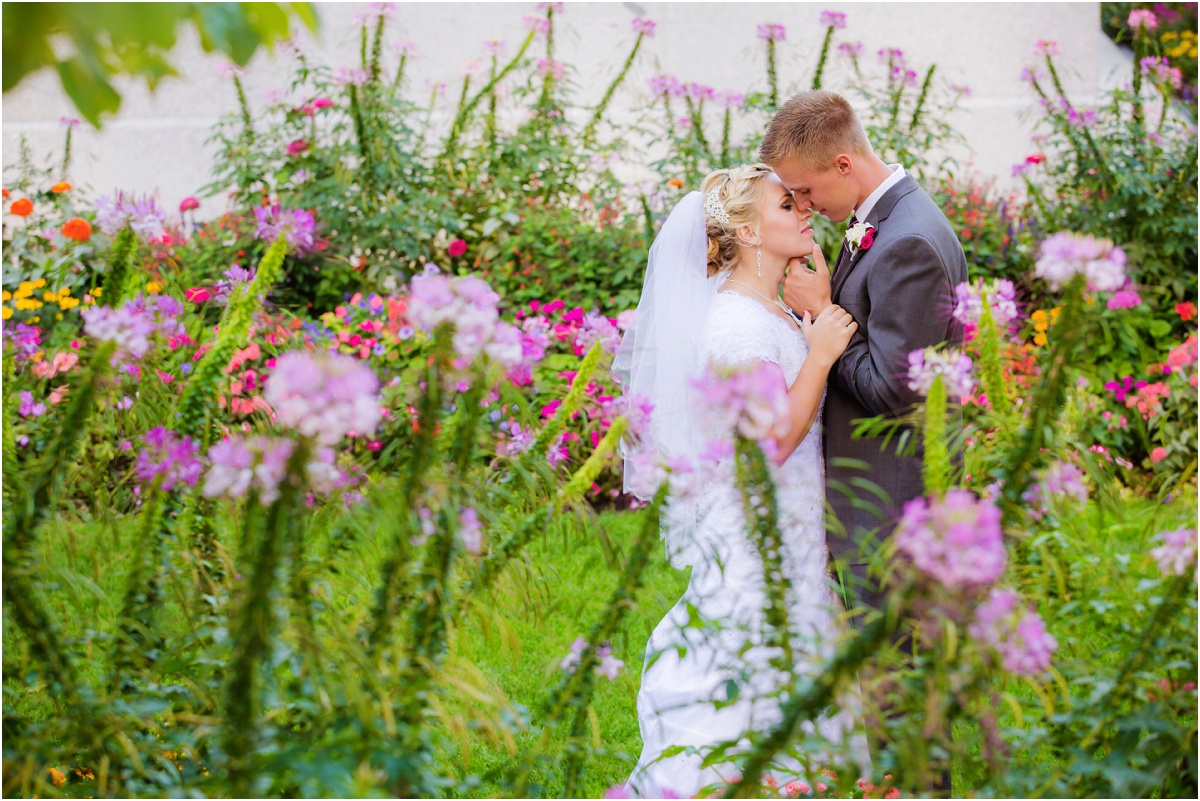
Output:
top-left (812, 25), bottom-right (835, 90)
top-left (584, 32), bottom-right (645, 144)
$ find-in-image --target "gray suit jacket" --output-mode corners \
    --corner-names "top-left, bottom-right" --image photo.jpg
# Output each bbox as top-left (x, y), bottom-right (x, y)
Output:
top-left (824, 174), bottom-right (967, 567)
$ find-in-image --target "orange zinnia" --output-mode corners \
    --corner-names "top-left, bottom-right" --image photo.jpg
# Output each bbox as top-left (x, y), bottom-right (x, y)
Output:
top-left (50, 181), bottom-right (72, 193)
top-left (9, 198), bottom-right (33, 216)
top-left (667, 178), bottom-right (685, 188)
top-left (61, 217), bottom-right (92, 242)
top-left (1, 188), bottom-right (8, 199)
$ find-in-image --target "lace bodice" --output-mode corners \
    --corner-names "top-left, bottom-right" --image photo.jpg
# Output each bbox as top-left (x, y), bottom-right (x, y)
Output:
top-left (699, 290), bottom-right (809, 386)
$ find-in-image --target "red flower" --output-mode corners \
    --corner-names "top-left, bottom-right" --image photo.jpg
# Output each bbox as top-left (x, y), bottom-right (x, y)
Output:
top-left (287, 139), bottom-right (309, 155)
top-left (448, 238), bottom-right (468, 257)
top-left (1025, 153), bottom-right (1046, 164)
top-left (185, 287), bottom-right (212, 304)
top-left (860, 229), bottom-right (875, 249)
top-left (61, 217), bottom-right (92, 242)
top-left (180, 196), bottom-right (200, 212)
top-left (10, 198), bottom-right (33, 216)
top-left (1176, 301), bottom-right (1197, 321)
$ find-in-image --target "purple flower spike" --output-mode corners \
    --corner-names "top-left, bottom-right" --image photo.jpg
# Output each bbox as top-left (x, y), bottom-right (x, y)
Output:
top-left (894, 489), bottom-right (1006, 589)
top-left (969, 588), bottom-right (1058, 676)
top-left (135, 426), bottom-right (203, 491)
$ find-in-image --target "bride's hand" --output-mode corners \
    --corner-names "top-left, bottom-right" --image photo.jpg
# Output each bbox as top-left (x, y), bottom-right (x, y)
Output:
top-left (801, 304), bottom-right (858, 368)
top-left (783, 243), bottom-right (832, 316)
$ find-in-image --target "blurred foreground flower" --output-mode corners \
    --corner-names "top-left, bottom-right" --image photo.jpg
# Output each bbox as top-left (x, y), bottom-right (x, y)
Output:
top-left (906, 347), bottom-right (976, 398)
top-left (1034, 231), bottom-right (1127, 292)
top-left (689, 361), bottom-right (789, 441)
top-left (253, 203), bottom-right (317, 255)
top-left (1150, 527), bottom-right (1197, 578)
top-left (264, 350), bottom-right (382, 445)
top-left (895, 489), bottom-right (1006, 589)
top-left (560, 636), bottom-right (624, 680)
top-left (136, 427), bottom-right (203, 491)
top-left (969, 587), bottom-right (1058, 676)
top-left (95, 191), bottom-right (166, 241)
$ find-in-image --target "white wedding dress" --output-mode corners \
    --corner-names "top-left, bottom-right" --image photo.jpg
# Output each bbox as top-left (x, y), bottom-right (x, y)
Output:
top-left (627, 292), bottom-right (866, 799)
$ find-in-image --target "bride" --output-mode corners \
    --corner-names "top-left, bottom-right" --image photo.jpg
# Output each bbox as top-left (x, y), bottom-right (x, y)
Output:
top-left (614, 164), bottom-right (864, 798)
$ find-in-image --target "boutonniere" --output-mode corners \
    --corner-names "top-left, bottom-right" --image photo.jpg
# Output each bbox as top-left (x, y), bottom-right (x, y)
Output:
top-left (845, 220), bottom-right (876, 254)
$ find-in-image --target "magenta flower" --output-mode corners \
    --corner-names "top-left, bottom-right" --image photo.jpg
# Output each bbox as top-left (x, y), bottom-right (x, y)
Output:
top-left (819, 10), bottom-right (846, 28)
top-left (523, 15), bottom-right (551, 34)
top-left (60, 116), bottom-right (81, 128)
top-left (1141, 56), bottom-right (1183, 89)
top-left (953, 278), bottom-right (1019, 329)
top-left (179, 196), bottom-right (200, 212)
top-left (18, 390), bottom-right (46, 418)
top-left (894, 490), bottom-right (1006, 589)
top-left (408, 269), bottom-right (528, 369)
top-left (447, 238), bottom-right (468, 257)
top-left (334, 67), bottom-right (369, 87)
top-left (538, 1), bottom-right (564, 11)
top-left (1106, 288), bottom-right (1142, 310)
top-left (94, 191), bottom-right (167, 241)
top-left (1035, 231), bottom-right (1127, 293)
top-left (716, 90), bottom-right (746, 110)
top-left (286, 139), bottom-right (309, 156)
top-left (264, 350), bottom-right (382, 445)
top-left (497, 421), bottom-right (535, 457)
top-left (82, 293), bottom-right (186, 363)
top-left (757, 22), bottom-right (786, 41)
top-left (1149, 527), bottom-right (1196, 578)
top-left (536, 59), bottom-right (564, 79)
top-left (4, 322), bottom-right (42, 366)
top-left (204, 436), bottom-right (292, 505)
top-left (906, 348), bottom-right (976, 398)
top-left (1022, 460), bottom-right (1088, 521)
top-left (1035, 39), bottom-right (1059, 57)
top-left (837, 41), bottom-right (864, 59)
top-left (560, 637), bottom-right (624, 680)
top-left (483, 38), bottom-right (507, 57)
top-left (135, 426), bottom-right (203, 491)
top-left (969, 588), bottom-right (1058, 676)
top-left (689, 361), bottom-right (790, 442)
top-left (1127, 9), bottom-right (1159, 31)
top-left (632, 17), bottom-right (656, 37)
top-left (459, 507), bottom-right (483, 554)
top-left (877, 47), bottom-right (905, 66)
top-left (575, 312), bottom-right (621, 356)
top-left (253, 203), bottom-right (317, 255)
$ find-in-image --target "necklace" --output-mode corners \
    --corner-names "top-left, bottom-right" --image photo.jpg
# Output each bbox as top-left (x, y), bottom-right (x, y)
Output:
top-left (725, 279), bottom-right (800, 325)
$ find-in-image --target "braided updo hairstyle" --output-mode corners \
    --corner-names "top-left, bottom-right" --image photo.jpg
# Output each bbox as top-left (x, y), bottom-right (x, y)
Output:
top-left (700, 163), bottom-right (774, 277)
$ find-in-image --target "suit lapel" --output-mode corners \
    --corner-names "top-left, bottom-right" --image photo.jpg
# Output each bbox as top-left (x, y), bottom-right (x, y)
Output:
top-left (831, 175), bottom-right (921, 300)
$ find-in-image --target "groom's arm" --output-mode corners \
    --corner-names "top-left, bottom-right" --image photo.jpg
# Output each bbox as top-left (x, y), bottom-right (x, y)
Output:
top-left (832, 235), bottom-right (956, 417)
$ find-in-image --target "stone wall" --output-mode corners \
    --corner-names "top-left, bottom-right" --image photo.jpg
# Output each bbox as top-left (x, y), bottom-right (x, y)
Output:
top-left (2, 2), bottom-right (1131, 219)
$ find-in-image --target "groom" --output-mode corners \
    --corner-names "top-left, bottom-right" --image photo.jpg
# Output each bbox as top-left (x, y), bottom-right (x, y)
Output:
top-left (760, 90), bottom-right (967, 782)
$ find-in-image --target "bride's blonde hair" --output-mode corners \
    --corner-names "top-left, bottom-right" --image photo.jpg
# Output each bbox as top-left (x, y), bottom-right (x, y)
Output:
top-left (700, 163), bottom-right (774, 277)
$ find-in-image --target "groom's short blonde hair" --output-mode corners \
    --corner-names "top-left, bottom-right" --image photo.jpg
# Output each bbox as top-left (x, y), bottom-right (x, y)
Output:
top-left (758, 90), bottom-right (873, 171)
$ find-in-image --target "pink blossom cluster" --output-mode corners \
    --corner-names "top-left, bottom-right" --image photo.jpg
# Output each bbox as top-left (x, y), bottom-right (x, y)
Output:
top-left (631, 17), bottom-right (656, 37)
top-left (819, 10), bottom-right (846, 28)
top-left (203, 435), bottom-right (294, 505)
top-left (407, 269), bottom-right (528, 370)
top-left (523, 14), bottom-right (551, 34)
top-left (1125, 380), bottom-right (1170, 420)
top-left (1140, 56), bottom-right (1184, 90)
top-left (94, 192), bottom-right (167, 242)
top-left (536, 59), bottom-right (564, 79)
top-left (1165, 335), bottom-right (1198, 378)
top-left (334, 67), bottom-right (369, 87)
top-left (1035, 40), bottom-right (1059, 57)
top-left (1104, 374), bottom-right (1148, 403)
top-left (1022, 460), bottom-right (1088, 521)
top-left (1127, 9), bottom-right (1159, 30)
top-left (1106, 288), bottom-right (1143, 310)
top-left (253, 203), bottom-right (318, 255)
top-left (82, 293), bottom-right (186, 362)
top-left (392, 39), bottom-right (419, 57)
top-left (18, 390), bottom-right (46, 418)
top-left (496, 420), bottom-right (535, 457)
top-left (575, 311), bottom-right (622, 356)
top-left (135, 426), bottom-right (203, 491)
top-left (953, 278), bottom-right (1020, 330)
top-left (757, 23), bottom-right (786, 41)
top-left (837, 41), bottom-right (864, 59)
top-left (263, 350), bottom-right (382, 444)
top-left (968, 588), bottom-right (1058, 676)
top-left (648, 74), bottom-right (687, 98)
top-left (31, 350), bottom-right (78, 380)
top-left (906, 347), bottom-right (976, 398)
top-left (1149, 527), bottom-right (1197, 578)
top-left (560, 637), bottom-right (625, 680)
top-left (4, 322), bottom-right (42, 366)
top-left (894, 489), bottom-right (1006, 589)
top-left (716, 90), bottom-right (746, 110)
top-left (459, 507), bottom-right (483, 554)
top-left (689, 361), bottom-right (790, 441)
top-left (1034, 231), bottom-right (1127, 293)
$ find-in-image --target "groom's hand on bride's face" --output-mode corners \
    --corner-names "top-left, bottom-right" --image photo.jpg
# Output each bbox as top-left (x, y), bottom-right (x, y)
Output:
top-left (783, 243), bottom-right (832, 315)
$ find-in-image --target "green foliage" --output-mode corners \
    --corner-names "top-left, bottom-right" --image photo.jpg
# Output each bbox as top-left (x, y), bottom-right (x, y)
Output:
top-left (2, 2), bottom-right (317, 126)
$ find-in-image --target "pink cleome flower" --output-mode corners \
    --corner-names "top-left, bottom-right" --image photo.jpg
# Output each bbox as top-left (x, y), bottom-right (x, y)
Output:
top-left (264, 350), bottom-right (382, 445)
top-left (969, 588), bottom-right (1058, 676)
top-left (894, 489), bottom-right (1006, 589)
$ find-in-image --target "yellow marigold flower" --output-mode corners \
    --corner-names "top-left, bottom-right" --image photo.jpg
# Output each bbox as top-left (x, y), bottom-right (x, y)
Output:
top-left (15, 283), bottom-right (33, 298)
top-left (1, 290), bottom-right (9, 301)
top-left (43, 291), bottom-right (58, 302)
top-left (59, 286), bottom-right (71, 296)
top-left (1, 306), bottom-right (11, 320)
top-left (91, 286), bottom-right (102, 296)
top-left (16, 298), bottom-right (43, 310)
top-left (1162, 30), bottom-right (1179, 42)
top-left (146, 281), bottom-right (162, 294)
top-left (60, 297), bottom-right (79, 310)
top-left (71, 767), bottom-right (95, 781)
top-left (33, 278), bottom-right (46, 289)
top-left (48, 767), bottom-right (66, 786)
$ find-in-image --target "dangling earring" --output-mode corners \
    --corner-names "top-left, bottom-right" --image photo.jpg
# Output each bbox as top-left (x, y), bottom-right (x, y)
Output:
top-left (757, 247), bottom-right (763, 278)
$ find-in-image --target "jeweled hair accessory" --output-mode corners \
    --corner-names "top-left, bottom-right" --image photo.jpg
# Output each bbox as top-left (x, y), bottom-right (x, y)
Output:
top-left (704, 188), bottom-right (730, 226)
